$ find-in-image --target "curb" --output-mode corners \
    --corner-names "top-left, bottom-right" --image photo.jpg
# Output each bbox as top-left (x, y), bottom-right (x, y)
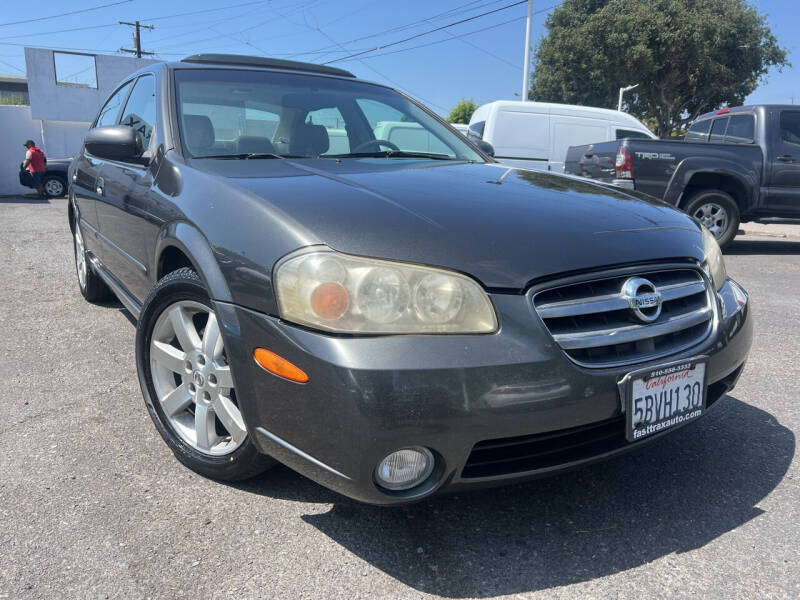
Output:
top-left (740, 228), bottom-right (800, 240)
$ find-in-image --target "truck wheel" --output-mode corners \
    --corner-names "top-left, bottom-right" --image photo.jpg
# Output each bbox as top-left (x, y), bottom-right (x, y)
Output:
top-left (683, 190), bottom-right (740, 249)
top-left (135, 267), bottom-right (276, 482)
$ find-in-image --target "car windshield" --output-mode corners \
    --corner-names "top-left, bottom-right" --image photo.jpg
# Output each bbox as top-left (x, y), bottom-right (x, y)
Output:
top-left (174, 68), bottom-right (484, 162)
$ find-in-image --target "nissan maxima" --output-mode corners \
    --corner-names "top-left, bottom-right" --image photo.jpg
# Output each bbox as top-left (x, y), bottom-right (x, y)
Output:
top-left (68, 54), bottom-right (752, 504)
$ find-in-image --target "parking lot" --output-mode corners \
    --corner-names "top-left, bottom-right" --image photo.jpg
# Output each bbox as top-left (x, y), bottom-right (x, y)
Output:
top-left (0, 197), bottom-right (797, 599)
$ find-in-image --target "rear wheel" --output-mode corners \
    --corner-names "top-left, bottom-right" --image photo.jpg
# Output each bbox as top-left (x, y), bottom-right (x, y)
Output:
top-left (43, 175), bottom-right (66, 198)
top-left (136, 268), bottom-right (275, 481)
top-left (73, 221), bottom-right (112, 302)
top-left (683, 190), bottom-right (740, 249)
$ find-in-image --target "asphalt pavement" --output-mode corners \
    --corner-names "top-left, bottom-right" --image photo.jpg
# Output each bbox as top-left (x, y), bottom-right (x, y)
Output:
top-left (1, 197), bottom-right (797, 599)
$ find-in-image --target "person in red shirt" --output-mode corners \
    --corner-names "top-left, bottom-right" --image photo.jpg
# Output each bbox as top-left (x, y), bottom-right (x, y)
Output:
top-left (23, 139), bottom-right (47, 198)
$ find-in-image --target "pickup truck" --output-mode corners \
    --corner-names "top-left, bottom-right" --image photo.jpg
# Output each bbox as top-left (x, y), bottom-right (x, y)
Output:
top-left (564, 105), bottom-right (800, 247)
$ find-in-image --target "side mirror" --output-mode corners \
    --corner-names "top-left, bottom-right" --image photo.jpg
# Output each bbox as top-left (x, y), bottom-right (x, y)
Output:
top-left (475, 139), bottom-right (495, 157)
top-left (85, 125), bottom-right (143, 161)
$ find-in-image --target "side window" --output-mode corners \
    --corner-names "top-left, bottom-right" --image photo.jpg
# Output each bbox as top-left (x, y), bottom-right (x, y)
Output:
top-left (724, 115), bottom-right (755, 144)
top-left (709, 117), bottom-right (729, 143)
top-left (616, 129), bottom-right (651, 140)
top-left (95, 80), bottom-right (133, 128)
top-left (469, 120), bottom-right (485, 139)
top-left (779, 111), bottom-right (800, 146)
top-left (306, 106), bottom-right (349, 154)
top-left (685, 119), bottom-right (711, 143)
top-left (119, 75), bottom-right (156, 148)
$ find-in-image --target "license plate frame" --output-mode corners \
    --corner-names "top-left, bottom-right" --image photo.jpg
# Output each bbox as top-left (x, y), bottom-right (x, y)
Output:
top-left (619, 356), bottom-right (708, 443)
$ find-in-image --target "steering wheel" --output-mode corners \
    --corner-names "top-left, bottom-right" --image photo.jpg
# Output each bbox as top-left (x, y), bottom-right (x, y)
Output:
top-left (351, 139), bottom-right (400, 153)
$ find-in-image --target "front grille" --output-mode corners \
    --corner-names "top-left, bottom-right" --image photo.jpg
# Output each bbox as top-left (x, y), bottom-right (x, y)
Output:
top-left (462, 376), bottom-right (731, 479)
top-left (532, 267), bottom-right (714, 368)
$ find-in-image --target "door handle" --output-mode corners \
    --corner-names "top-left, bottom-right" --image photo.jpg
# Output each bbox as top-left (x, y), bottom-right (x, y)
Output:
top-left (777, 154), bottom-right (795, 162)
top-left (95, 176), bottom-right (104, 196)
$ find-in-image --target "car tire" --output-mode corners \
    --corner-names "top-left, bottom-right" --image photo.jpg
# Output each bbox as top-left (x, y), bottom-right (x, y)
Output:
top-left (43, 175), bottom-right (66, 198)
top-left (683, 190), bottom-right (740, 249)
top-left (135, 267), bottom-right (276, 482)
top-left (73, 220), bottom-right (113, 302)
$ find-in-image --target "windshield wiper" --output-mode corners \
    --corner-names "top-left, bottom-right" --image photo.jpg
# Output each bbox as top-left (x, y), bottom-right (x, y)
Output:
top-left (194, 153), bottom-right (308, 160)
top-left (322, 150), bottom-right (458, 160)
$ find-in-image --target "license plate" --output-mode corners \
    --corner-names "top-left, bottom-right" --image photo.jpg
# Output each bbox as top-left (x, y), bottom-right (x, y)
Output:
top-left (623, 358), bottom-right (707, 442)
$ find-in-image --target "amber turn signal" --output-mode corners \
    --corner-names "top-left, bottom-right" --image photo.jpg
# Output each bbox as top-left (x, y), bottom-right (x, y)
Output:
top-left (253, 348), bottom-right (309, 383)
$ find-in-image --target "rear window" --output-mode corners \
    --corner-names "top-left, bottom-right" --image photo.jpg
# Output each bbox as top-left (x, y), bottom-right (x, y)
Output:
top-left (709, 117), bottom-right (729, 143)
top-left (724, 115), bottom-right (755, 144)
top-left (685, 119), bottom-right (711, 143)
top-left (616, 128), bottom-right (652, 140)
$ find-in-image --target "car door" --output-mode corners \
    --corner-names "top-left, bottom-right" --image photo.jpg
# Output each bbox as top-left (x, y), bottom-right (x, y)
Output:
top-left (94, 74), bottom-right (159, 301)
top-left (765, 108), bottom-right (800, 216)
top-left (72, 79), bottom-right (134, 255)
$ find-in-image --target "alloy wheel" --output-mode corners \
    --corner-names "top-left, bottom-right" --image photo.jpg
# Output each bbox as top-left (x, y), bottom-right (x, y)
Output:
top-left (149, 301), bottom-right (246, 456)
top-left (74, 227), bottom-right (87, 289)
top-left (692, 202), bottom-right (729, 239)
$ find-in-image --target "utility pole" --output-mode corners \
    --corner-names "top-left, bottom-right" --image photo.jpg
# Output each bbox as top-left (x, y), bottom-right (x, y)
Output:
top-left (521, 0), bottom-right (533, 101)
top-left (119, 21), bottom-right (155, 58)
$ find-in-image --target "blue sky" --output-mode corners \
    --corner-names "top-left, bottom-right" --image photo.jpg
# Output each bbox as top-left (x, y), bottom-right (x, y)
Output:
top-left (0, 0), bottom-right (796, 115)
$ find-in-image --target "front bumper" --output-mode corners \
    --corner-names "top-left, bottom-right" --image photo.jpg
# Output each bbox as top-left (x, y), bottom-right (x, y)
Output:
top-left (215, 278), bottom-right (752, 505)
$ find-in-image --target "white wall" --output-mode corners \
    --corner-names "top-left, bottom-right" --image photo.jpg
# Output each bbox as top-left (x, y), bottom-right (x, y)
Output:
top-left (0, 105), bottom-right (44, 195)
top-left (0, 107), bottom-right (90, 195)
top-left (41, 120), bottom-right (90, 158)
top-left (25, 47), bottom-right (158, 123)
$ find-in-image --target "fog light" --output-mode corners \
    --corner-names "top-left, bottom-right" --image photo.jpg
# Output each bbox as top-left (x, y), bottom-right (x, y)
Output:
top-left (374, 447), bottom-right (434, 491)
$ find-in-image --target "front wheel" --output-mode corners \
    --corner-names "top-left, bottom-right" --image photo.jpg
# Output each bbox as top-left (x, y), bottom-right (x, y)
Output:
top-left (135, 268), bottom-right (275, 481)
top-left (683, 190), bottom-right (740, 249)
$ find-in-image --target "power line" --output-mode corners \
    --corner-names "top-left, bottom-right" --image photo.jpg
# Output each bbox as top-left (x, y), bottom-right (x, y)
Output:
top-left (286, 0), bottom-right (511, 59)
top-left (153, 1), bottom-right (321, 52)
top-left (0, 23), bottom-right (119, 42)
top-left (143, 0), bottom-right (272, 22)
top-left (0, 0), bottom-right (133, 28)
top-left (0, 1), bottom-right (276, 44)
top-left (421, 16), bottom-right (519, 70)
top-left (310, 19), bottom-right (447, 111)
top-left (336, 4), bottom-right (557, 64)
top-left (323, 0), bottom-right (528, 64)
top-left (0, 58), bottom-right (25, 73)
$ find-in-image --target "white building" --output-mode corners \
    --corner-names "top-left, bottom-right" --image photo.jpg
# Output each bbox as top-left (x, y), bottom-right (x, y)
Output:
top-left (0, 48), bottom-right (158, 196)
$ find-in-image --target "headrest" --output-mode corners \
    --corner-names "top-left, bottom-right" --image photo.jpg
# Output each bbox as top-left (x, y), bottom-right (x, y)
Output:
top-left (289, 123), bottom-right (330, 156)
top-left (236, 135), bottom-right (276, 155)
top-left (183, 114), bottom-right (215, 152)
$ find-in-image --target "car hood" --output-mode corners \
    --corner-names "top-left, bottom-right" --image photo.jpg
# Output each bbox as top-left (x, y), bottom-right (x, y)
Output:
top-left (204, 159), bottom-right (705, 289)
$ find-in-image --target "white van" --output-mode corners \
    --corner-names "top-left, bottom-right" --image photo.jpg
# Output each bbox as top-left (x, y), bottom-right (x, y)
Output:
top-left (467, 101), bottom-right (655, 172)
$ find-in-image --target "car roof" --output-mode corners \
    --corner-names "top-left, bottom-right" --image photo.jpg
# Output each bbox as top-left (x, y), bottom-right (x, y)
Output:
top-left (694, 104), bottom-right (798, 121)
top-left (178, 53), bottom-right (356, 78)
top-left (124, 54), bottom-right (389, 92)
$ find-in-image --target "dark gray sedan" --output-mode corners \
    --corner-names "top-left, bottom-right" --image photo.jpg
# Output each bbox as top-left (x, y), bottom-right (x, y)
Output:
top-left (68, 54), bottom-right (752, 504)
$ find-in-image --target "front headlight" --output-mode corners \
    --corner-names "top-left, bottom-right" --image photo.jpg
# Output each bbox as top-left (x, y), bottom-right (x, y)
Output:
top-left (275, 249), bottom-right (498, 334)
top-left (701, 226), bottom-right (727, 291)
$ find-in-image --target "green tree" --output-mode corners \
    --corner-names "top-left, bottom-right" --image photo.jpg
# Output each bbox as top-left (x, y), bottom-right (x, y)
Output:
top-left (448, 98), bottom-right (478, 124)
top-left (530, 0), bottom-right (789, 137)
